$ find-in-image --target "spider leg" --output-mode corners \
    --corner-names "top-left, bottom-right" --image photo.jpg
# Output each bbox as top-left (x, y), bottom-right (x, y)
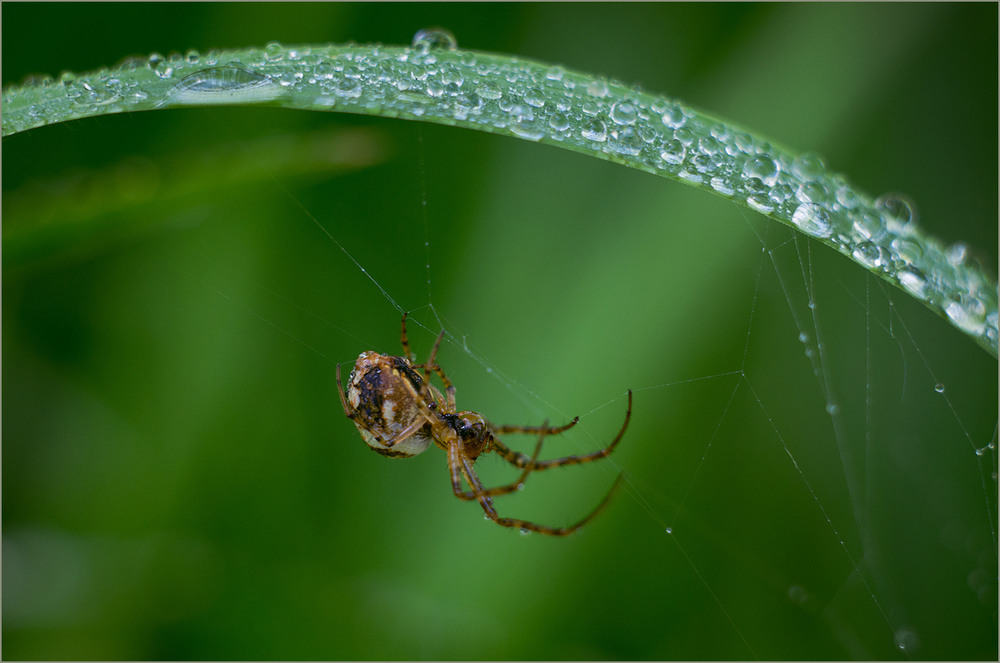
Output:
top-left (398, 313), bottom-right (456, 408)
top-left (456, 444), bottom-right (626, 536)
top-left (411, 361), bottom-right (456, 410)
top-left (400, 312), bottom-right (415, 362)
top-left (336, 363), bottom-right (352, 415)
top-left (449, 426), bottom-right (546, 501)
top-left (490, 417), bottom-right (579, 436)
top-left (488, 418), bottom-right (579, 469)
top-left (495, 390), bottom-right (632, 471)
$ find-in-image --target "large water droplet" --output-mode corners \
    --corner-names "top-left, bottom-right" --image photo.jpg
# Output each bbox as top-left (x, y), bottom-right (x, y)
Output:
top-left (660, 139), bottom-right (686, 165)
top-left (147, 53), bottom-right (173, 79)
top-left (897, 269), bottom-right (928, 298)
top-left (661, 103), bottom-right (686, 129)
top-left (792, 203), bottom-right (832, 238)
top-left (607, 127), bottom-right (643, 156)
top-left (945, 296), bottom-right (988, 335)
top-left (875, 193), bottom-right (915, 226)
top-left (609, 100), bottom-right (638, 126)
top-left (743, 154), bottom-right (778, 186)
top-left (890, 236), bottom-right (923, 264)
top-left (263, 41), bottom-right (285, 62)
top-left (509, 107), bottom-right (545, 141)
top-left (795, 180), bottom-right (830, 205)
top-left (174, 65), bottom-right (270, 93)
top-left (548, 112), bottom-right (571, 132)
top-left (581, 118), bottom-right (607, 142)
top-left (411, 27), bottom-right (457, 55)
top-left (851, 211), bottom-right (885, 241)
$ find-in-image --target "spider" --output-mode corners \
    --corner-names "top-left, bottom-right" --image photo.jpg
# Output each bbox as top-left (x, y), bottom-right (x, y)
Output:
top-left (336, 313), bottom-right (632, 536)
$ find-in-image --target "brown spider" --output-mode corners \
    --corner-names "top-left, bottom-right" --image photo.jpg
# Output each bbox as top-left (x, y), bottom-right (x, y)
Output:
top-left (336, 313), bottom-right (632, 536)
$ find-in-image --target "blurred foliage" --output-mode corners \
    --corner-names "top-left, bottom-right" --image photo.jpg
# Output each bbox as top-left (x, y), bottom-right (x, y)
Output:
top-left (3, 3), bottom-right (997, 660)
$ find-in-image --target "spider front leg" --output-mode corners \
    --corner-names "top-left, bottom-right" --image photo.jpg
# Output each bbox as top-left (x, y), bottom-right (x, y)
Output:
top-left (450, 426), bottom-right (548, 501)
top-left (400, 313), bottom-right (456, 409)
top-left (449, 443), bottom-right (625, 536)
top-left (492, 390), bottom-right (632, 471)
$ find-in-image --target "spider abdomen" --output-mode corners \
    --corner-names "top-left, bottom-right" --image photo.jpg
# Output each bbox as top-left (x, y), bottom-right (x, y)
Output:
top-left (344, 351), bottom-right (433, 458)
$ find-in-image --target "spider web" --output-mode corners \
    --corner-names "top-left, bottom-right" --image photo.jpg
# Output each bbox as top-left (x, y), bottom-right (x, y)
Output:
top-left (245, 127), bottom-right (997, 659)
top-left (3, 109), bottom-right (996, 663)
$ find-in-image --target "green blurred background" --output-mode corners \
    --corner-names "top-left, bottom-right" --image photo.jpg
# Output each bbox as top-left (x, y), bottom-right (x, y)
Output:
top-left (3, 3), bottom-right (997, 660)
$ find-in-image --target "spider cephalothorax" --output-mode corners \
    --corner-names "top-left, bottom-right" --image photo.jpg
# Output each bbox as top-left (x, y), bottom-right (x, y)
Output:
top-left (337, 313), bottom-right (632, 536)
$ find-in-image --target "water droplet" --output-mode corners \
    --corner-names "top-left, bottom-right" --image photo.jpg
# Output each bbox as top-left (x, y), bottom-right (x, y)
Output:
top-left (897, 269), bottom-right (928, 298)
top-left (609, 100), bottom-right (638, 126)
top-left (852, 241), bottom-right (885, 269)
top-left (795, 180), bottom-right (830, 204)
top-left (522, 87), bottom-right (546, 108)
top-left (454, 92), bottom-right (482, 111)
top-left (264, 41), bottom-right (285, 62)
top-left (875, 193), bottom-right (915, 226)
top-left (519, 527), bottom-right (531, 536)
top-left (698, 136), bottom-right (721, 156)
top-left (673, 127), bottom-right (695, 146)
top-left (424, 79), bottom-right (445, 97)
top-left (945, 297), bottom-right (987, 335)
top-left (334, 77), bottom-right (362, 98)
top-left (890, 237), bottom-right (923, 265)
top-left (661, 103), bottom-right (686, 129)
top-left (476, 83), bottom-right (502, 100)
top-left (665, 526), bottom-right (673, 534)
top-left (174, 65), bottom-right (270, 93)
top-left (769, 183), bottom-right (794, 205)
top-left (185, 49), bottom-right (201, 64)
top-left (851, 211), bottom-right (885, 241)
top-left (545, 66), bottom-right (565, 81)
top-left (607, 127), bottom-right (643, 156)
top-left (660, 139), bottom-right (686, 165)
top-left (412, 27), bottom-right (457, 55)
top-left (825, 402), bottom-right (839, 415)
top-left (743, 154), bottom-right (778, 186)
top-left (710, 177), bottom-right (735, 196)
top-left (147, 53), bottom-right (173, 79)
top-left (791, 153), bottom-right (825, 180)
top-left (835, 184), bottom-right (861, 209)
top-left (934, 382), bottom-right (945, 394)
top-left (946, 242), bottom-right (969, 268)
top-left (586, 79), bottom-right (609, 98)
top-left (510, 118), bottom-right (545, 141)
top-left (792, 203), bottom-right (832, 238)
top-left (893, 628), bottom-right (919, 654)
top-left (548, 112), bottom-right (571, 132)
top-left (581, 118), bottom-right (607, 142)
top-left (746, 193), bottom-right (774, 213)
top-left (440, 66), bottom-right (464, 86)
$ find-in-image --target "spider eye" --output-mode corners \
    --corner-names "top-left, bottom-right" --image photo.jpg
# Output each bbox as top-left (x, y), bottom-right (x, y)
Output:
top-left (455, 413), bottom-right (487, 441)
